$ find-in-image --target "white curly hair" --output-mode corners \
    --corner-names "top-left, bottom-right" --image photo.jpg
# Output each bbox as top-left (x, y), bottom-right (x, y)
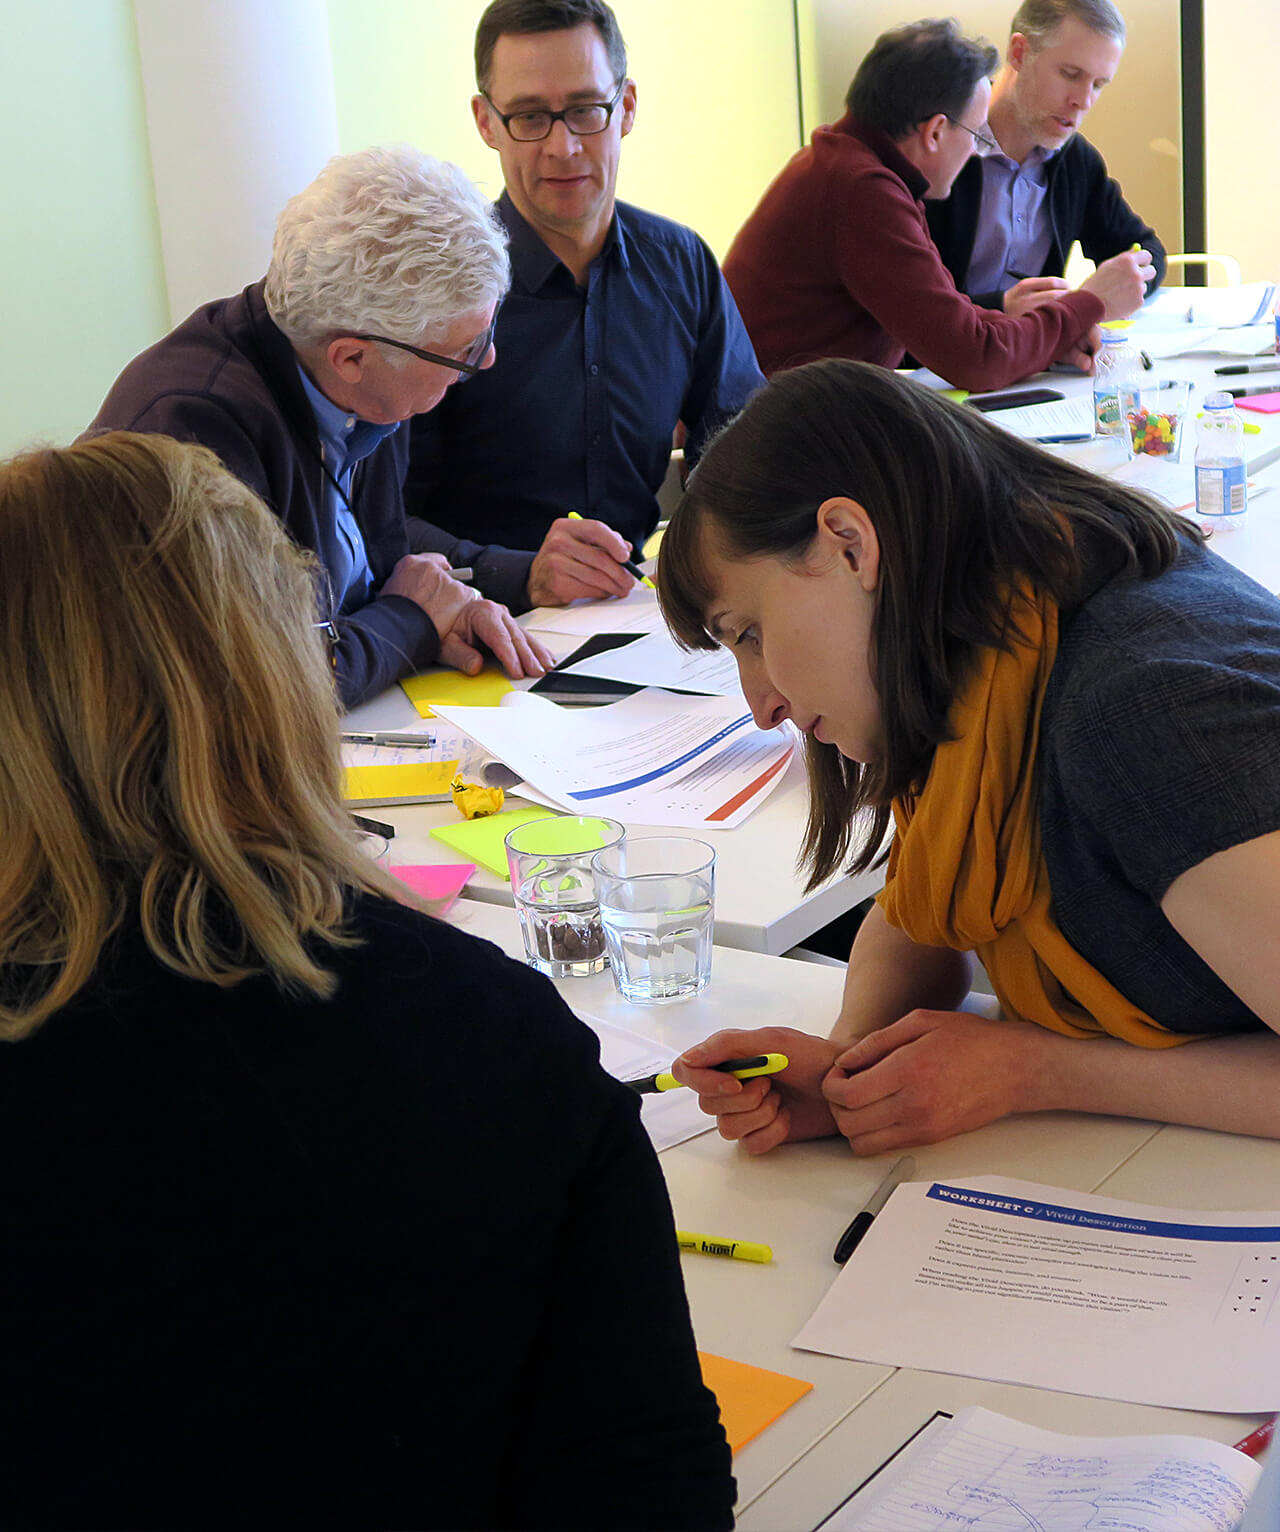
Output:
top-left (265, 145), bottom-right (509, 354)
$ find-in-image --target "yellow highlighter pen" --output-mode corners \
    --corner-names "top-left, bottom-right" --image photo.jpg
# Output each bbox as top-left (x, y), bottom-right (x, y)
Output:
top-left (677, 1230), bottom-right (773, 1263)
top-left (567, 510), bottom-right (657, 589)
top-left (626, 1053), bottom-right (789, 1095)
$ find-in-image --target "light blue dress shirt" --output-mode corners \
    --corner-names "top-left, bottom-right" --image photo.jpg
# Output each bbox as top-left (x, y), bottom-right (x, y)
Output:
top-left (966, 146), bottom-right (1056, 298)
top-left (295, 365), bottom-right (399, 613)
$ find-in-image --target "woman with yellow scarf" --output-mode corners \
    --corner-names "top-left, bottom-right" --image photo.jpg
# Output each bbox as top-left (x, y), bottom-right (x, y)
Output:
top-left (660, 360), bottom-right (1280, 1153)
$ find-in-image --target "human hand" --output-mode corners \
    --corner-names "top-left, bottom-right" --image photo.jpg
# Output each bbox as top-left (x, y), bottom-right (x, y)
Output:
top-left (822, 1009), bottom-right (1046, 1155)
top-left (1002, 275), bottom-right (1070, 318)
top-left (527, 516), bottom-right (637, 607)
top-left (382, 552), bottom-right (476, 634)
top-left (670, 1027), bottom-right (844, 1154)
top-left (439, 597), bottom-right (554, 679)
top-left (1080, 249), bottom-right (1156, 321)
top-left (1059, 322), bottom-right (1103, 375)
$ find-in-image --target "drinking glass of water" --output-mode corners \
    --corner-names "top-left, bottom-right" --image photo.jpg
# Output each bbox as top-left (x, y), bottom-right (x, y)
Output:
top-left (504, 816), bottom-right (625, 978)
top-left (592, 837), bottom-right (716, 1004)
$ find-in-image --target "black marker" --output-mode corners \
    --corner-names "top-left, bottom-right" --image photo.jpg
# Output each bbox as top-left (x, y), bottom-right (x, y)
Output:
top-left (1216, 362), bottom-right (1280, 377)
top-left (833, 1155), bottom-right (915, 1264)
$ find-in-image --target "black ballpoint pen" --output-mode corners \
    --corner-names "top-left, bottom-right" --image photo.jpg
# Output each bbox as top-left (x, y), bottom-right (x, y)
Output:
top-left (833, 1155), bottom-right (916, 1264)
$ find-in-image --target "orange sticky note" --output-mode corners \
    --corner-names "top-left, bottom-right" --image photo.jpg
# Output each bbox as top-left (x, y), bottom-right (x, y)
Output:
top-left (696, 1352), bottom-right (813, 1453)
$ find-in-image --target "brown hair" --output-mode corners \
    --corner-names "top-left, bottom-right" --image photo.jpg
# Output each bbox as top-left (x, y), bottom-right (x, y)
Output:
top-left (475, 0), bottom-right (626, 95)
top-left (0, 432), bottom-right (409, 1039)
top-left (658, 361), bottom-right (1193, 888)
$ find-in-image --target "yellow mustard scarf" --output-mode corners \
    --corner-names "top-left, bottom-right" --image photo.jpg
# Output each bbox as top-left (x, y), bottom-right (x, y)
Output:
top-left (877, 582), bottom-right (1197, 1048)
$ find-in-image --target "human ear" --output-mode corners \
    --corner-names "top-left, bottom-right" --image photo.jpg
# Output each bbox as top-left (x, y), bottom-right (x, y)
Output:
top-left (472, 93), bottom-right (501, 150)
top-left (326, 337), bottom-right (368, 383)
top-left (815, 496), bottom-right (880, 591)
top-left (1008, 32), bottom-right (1030, 71)
top-left (619, 79), bottom-right (637, 139)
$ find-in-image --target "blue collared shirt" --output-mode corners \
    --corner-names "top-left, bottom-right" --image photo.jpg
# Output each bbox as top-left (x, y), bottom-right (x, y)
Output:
top-left (965, 147), bottom-right (1056, 299)
top-left (295, 364), bottom-right (399, 613)
top-left (404, 192), bottom-right (763, 611)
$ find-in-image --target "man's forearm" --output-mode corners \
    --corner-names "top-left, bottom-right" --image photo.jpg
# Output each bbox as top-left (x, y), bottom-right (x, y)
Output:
top-left (832, 903), bottom-right (973, 1046)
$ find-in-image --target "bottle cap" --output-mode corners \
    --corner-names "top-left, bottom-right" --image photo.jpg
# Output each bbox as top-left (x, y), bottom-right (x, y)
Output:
top-left (1204, 391), bottom-right (1235, 410)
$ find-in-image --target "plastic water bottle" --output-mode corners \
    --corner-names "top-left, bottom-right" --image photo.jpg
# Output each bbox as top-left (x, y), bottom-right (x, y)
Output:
top-left (1195, 392), bottom-right (1248, 523)
top-left (1273, 288), bottom-right (1280, 356)
top-left (1092, 333), bottom-right (1141, 440)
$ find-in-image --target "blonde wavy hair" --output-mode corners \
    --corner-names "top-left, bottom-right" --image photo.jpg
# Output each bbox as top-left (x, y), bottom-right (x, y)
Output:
top-left (0, 432), bottom-right (409, 1040)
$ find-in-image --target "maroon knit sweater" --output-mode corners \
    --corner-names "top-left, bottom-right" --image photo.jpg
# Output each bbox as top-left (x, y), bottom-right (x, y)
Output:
top-left (723, 116), bottom-right (1104, 392)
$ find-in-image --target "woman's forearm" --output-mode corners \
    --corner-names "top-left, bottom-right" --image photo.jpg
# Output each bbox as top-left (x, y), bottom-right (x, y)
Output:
top-left (832, 903), bottom-right (973, 1047)
top-left (1023, 1026), bottom-right (1280, 1139)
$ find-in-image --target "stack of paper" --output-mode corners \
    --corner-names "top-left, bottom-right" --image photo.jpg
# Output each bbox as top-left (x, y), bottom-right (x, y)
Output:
top-left (431, 690), bottom-right (794, 830)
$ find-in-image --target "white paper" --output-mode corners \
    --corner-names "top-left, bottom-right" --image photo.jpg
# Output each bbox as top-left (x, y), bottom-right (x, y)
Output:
top-left (818, 1405), bottom-right (1259, 1532)
top-left (794, 1174), bottom-right (1280, 1411)
top-left (559, 627), bottom-right (742, 696)
top-left (1133, 282), bottom-right (1276, 332)
top-left (431, 690), bottom-right (795, 830)
top-left (522, 584), bottom-right (666, 638)
top-left (341, 723), bottom-right (472, 771)
top-left (985, 395), bottom-right (1094, 441)
top-left (581, 1013), bottom-right (712, 1153)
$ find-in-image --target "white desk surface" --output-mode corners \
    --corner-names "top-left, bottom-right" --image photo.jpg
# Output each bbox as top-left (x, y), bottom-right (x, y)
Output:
top-left (349, 683), bottom-right (882, 958)
top-left (447, 904), bottom-right (1273, 1528)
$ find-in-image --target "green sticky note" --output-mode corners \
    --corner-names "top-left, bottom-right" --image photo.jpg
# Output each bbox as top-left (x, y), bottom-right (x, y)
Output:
top-left (430, 807), bottom-right (560, 880)
top-left (505, 816), bottom-right (616, 857)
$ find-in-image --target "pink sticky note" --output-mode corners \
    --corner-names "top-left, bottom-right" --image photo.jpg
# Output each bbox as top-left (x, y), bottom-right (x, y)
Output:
top-left (1236, 392), bottom-right (1280, 414)
top-left (390, 863), bottom-right (476, 911)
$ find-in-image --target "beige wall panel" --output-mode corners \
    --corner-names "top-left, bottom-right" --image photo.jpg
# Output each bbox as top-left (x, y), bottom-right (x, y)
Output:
top-left (327, 0), bottom-right (801, 260)
top-left (1204, 0), bottom-right (1279, 283)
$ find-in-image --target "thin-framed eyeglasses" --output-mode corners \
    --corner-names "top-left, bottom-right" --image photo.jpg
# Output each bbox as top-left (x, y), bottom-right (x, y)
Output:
top-left (944, 115), bottom-right (999, 156)
top-left (481, 79), bottom-right (625, 142)
top-left (348, 315), bottom-right (497, 377)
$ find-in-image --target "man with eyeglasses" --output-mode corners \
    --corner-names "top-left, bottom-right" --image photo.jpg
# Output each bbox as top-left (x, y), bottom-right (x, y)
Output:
top-left (85, 146), bottom-right (552, 708)
top-left (928, 0), bottom-right (1164, 319)
top-left (721, 18), bottom-right (1151, 394)
top-left (403, 0), bottom-right (762, 612)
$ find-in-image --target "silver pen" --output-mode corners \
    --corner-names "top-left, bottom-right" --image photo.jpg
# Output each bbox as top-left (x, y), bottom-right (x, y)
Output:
top-left (341, 730), bottom-right (439, 747)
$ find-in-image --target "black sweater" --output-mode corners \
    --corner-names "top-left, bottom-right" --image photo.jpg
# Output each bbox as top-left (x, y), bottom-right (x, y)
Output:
top-left (0, 897), bottom-right (734, 1529)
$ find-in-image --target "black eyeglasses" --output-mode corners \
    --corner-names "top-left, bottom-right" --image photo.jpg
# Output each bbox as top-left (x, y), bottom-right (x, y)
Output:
top-left (349, 316), bottom-right (497, 376)
top-left (944, 115), bottom-right (999, 156)
top-left (482, 79), bottom-right (625, 142)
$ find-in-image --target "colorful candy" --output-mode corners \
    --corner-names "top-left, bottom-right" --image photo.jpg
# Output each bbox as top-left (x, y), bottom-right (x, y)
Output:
top-left (1126, 405), bottom-right (1181, 457)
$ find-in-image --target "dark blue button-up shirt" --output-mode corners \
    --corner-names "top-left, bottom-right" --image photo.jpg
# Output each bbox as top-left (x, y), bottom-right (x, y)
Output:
top-left (404, 192), bottom-right (763, 611)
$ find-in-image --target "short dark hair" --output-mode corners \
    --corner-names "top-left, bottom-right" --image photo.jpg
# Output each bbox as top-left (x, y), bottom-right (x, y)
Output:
top-left (845, 17), bottom-right (998, 138)
top-left (475, 0), bottom-right (627, 95)
top-left (658, 361), bottom-right (1194, 888)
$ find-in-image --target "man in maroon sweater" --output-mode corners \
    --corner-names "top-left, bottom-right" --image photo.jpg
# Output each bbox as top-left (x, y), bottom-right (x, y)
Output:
top-left (723, 18), bottom-right (1151, 392)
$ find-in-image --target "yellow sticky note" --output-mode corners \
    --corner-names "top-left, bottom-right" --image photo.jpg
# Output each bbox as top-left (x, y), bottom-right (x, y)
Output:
top-left (430, 806), bottom-right (560, 879)
top-left (400, 664), bottom-right (513, 718)
top-left (342, 761), bottom-right (458, 806)
top-left (696, 1352), bottom-right (813, 1454)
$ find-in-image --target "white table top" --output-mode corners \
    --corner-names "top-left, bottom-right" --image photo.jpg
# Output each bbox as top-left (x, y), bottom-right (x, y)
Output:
top-left (448, 904), bottom-right (1274, 1528)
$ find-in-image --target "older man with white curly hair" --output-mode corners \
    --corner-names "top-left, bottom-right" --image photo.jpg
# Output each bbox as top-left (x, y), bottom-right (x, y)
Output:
top-left (87, 145), bottom-right (552, 708)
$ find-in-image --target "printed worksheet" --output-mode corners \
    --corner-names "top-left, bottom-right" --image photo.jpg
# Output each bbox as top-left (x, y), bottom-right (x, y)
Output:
top-left (430, 690), bottom-right (795, 830)
top-left (794, 1176), bottom-right (1280, 1411)
top-left (818, 1406), bottom-right (1259, 1531)
top-left (522, 584), bottom-right (666, 638)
